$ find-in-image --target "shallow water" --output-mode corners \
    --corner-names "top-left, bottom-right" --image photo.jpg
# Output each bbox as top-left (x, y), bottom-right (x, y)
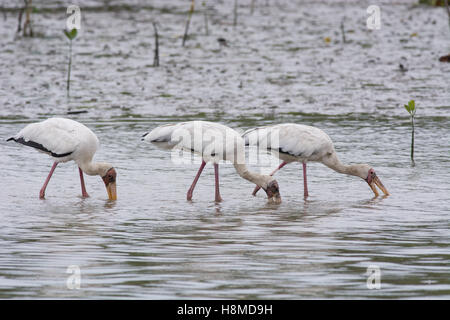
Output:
top-left (0, 0), bottom-right (449, 299)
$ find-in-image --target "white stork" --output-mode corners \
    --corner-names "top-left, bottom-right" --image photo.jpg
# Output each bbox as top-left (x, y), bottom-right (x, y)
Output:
top-left (142, 121), bottom-right (281, 203)
top-left (243, 123), bottom-right (389, 198)
top-left (7, 118), bottom-right (117, 200)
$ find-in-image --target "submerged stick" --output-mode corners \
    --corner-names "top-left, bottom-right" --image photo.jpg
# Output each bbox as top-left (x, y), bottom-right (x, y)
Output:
top-left (233, 0), bottom-right (238, 27)
top-left (23, 0), bottom-right (33, 37)
top-left (340, 18), bottom-right (346, 43)
top-left (445, 0), bottom-right (450, 34)
top-left (182, 0), bottom-right (195, 47)
top-left (17, 7), bottom-right (24, 33)
top-left (153, 22), bottom-right (159, 67)
top-left (203, 3), bottom-right (209, 35)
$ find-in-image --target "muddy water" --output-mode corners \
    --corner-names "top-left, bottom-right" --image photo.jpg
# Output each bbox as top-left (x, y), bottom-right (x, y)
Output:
top-left (0, 1), bottom-right (449, 298)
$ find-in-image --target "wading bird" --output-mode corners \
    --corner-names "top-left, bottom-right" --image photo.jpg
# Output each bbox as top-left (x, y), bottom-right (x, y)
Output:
top-left (7, 118), bottom-right (117, 200)
top-left (142, 121), bottom-right (281, 203)
top-left (243, 123), bottom-right (389, 198)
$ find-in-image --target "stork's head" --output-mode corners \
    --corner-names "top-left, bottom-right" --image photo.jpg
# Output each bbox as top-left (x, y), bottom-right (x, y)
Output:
top-left (261, 177), bottom-right (281, 204)
top-left (99, 165), bottom-right (117, 201)
top-left (351, 164), bottom-right (389, 197)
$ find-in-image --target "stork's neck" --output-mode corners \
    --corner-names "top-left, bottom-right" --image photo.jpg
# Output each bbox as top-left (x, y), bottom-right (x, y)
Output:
top-left (78, 160), bottom-right (112, 177)
top-left (233, 163), bottom-right (270, 188)
top-left (322, 152), bottom-right (359, 177)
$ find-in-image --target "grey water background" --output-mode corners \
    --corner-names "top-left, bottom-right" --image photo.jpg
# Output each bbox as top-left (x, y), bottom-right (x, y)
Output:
top-left (0, 0), bottom-right (449, 298)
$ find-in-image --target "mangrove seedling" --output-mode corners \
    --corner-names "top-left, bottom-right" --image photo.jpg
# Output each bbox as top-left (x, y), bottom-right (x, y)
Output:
top-left (404, 99), bottom-right (416, 165)
top-left (182, 0), bottom-right (195, 47)
top-left (17, 0), bottom-right (33, 37)
top-left (340, 18), bottom-right (347, 43)
top-left (64, 28), bottom-right (77, 98)
top-left (233, 0), bottom-right (238, 27)
top-left (202, 1), bottom-right (209, 35)
top-left (445, 0), bottom-right (450, 33)
top-left (152, 22), bottom-right (159, 67)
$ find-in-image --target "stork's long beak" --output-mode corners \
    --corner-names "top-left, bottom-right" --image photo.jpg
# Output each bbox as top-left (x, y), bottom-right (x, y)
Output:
top-left (106, 182), bottom-right (117, 200)
top-left (368, 175), bottom-right (389, 197)
top-left (266, 189), bottom-right (281, 204)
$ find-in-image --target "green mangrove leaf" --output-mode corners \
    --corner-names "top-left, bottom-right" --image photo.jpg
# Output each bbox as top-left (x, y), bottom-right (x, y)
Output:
top-left (409, 100), bottom-right (416, 116)
top-left (64, 28), bottom-right (78, 40)
top-left (404, 100), bottom-right (416, 115)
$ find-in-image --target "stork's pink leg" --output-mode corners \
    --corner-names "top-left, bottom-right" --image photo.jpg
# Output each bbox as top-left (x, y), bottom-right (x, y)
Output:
top-left (187, 160), bottom-right (206, 201)
top-left (39, 162), bottom-right (58, 199)
top-left (252, 161), bottom-right (287, 196)
top-left (303, 162), bottom-right (309, 198)
top-left (214, 163), bottom-right (223, 202)
top-left (79, 167), bottom-right (90, 198)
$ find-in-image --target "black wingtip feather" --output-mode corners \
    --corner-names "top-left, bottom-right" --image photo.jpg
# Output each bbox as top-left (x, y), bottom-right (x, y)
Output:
top-left (10, 137), bottom-right (73, 158)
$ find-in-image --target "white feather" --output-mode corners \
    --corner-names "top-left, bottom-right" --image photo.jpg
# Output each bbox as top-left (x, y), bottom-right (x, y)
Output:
top-left (243, 123), bottom-right (334, 162)
top-left (143, 121), bottom-right (245, 163)
top-left (10, 117), bottom-right (99, 163)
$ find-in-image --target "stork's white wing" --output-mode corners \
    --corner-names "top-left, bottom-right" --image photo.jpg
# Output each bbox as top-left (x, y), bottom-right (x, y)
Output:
top-left (143, 121), bottom-right (244, 161)
top-left (243, 123), bottom-right (333, 159)
top-left (8, 118), bottom-right (81, 157)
